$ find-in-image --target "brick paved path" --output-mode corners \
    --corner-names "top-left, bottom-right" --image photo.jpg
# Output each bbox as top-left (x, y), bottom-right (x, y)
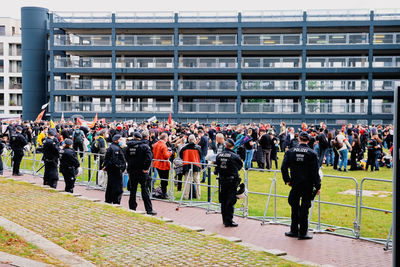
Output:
top-left (0, 176), bottom-right (299, 267)
top-left (4, 171), bottom-right (392, 267)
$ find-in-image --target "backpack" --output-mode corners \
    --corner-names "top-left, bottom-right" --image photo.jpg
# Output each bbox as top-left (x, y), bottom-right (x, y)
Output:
top-left (90, 138), bottom-right (100, 153)
top-left (332, 136), bottom-right (344, 150)
top-left (73, 130), bottom-right (83, 144)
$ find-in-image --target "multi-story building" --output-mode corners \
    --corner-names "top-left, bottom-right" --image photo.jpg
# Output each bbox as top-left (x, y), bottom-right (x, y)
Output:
top-left (0, 17), bottom-right (22, 117)
top-left (21, 7), bottom-right (399, 126)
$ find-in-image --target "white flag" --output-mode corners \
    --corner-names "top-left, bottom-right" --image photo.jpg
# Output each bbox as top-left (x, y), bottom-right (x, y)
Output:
top-left (41, 102), bottom-right (49, 110)
top-left (147, 116), bottom-right (157, 123)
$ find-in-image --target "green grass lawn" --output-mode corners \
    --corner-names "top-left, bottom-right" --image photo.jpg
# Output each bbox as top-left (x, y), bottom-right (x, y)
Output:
top-left (2, 149), bottom-right (393, 241)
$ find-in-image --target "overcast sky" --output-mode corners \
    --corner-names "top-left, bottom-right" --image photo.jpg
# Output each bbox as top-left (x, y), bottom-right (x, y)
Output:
top-left (0, 0), bottom-right (398, 19)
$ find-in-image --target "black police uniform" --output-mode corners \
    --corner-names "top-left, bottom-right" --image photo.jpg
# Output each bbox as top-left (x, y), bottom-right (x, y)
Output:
top-left (281, 143), bottom-right (321, 237)
top-left (42, 137), bottom-right (60, 188)
top-left (10, 131), bottom-right (27, 175)
top-left (214, 147), bottom-right (243, 226)
top-left (0, 140), bottom-right (5, 175)
top-left (60, 147), bottom-right (80, 193)
top-left (125, 139), bottom-right (153, 212)
top-left (103, 143), bottom-right (126, 204)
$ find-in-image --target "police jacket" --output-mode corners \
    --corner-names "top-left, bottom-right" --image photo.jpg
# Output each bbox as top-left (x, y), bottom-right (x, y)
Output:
top-left (10, 132), bottom-right (28, 152)
top-left (59, 147), bottom-right (80, 174)
top-left (281, 143), bottom-right (321, 191)
top-left (103, 143), bottom-right (126, 172)
top-left (179, 142), bottom-right (202, 173)
top-left (214, 148), bottom-right (243, 179)
top-left (125, 139), bottom-right (152, 173)
top-left (42, 137), bottom-right (60, 163)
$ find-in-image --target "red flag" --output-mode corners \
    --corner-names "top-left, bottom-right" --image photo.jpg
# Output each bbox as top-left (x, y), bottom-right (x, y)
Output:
top-left (168, 113), bottom-right (172, 124)
top-left (76, 118), bottom-right (83, 125)
top-left (35, 110), bottom-right (46, 122)
top-left (89, 113), bottom-right (98, 128)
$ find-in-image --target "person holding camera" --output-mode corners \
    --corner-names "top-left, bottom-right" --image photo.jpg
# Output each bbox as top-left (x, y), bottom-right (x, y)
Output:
top-left (281, 132), bottom-right (321, 240)
top-left (59, 139), bottom-right (80, 193)
top-left (102, 134), bottom-right (126, 204)
top-left (214, 138), bottom-right (243, 227)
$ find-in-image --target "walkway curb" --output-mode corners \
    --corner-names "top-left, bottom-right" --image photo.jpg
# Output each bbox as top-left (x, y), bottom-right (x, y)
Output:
top-left (0, 216), bottom-right (95, 267)
top-left (0, 251), bottom-right (51, 267)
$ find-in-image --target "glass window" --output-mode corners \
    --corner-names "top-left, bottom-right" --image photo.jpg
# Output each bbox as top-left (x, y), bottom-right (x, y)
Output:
top-left (0, 26), bottom-right (5, 36)
top-left (0, 42), bottom-right (3, 55)
top-left (0, 60), bottom-right (3, 72)
top-left (0, 77), bottom-right (4, 89)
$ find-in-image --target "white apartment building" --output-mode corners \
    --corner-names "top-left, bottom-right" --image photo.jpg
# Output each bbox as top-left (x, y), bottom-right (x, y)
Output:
top-left (0, 17), bottom-right (22, 117)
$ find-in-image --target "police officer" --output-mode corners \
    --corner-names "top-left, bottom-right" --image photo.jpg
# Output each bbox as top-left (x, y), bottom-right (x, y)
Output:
top-left (102, 134), bottom-right (126, 204)
top-left (60, 139), bottom-right (80, 193)
top-left (125, 132), bottom-right (157, 215)
top-left (10, 126), bottom-right (27, 176)
top-left (281, 132), bottom-right (321, 240)
top-left (42, 130), bottom-right (60, 188)
top-left (214, 138), bottom-right (243, 227)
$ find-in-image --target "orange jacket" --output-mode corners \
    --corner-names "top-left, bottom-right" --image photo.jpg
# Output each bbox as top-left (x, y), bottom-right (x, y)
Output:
top-left (152, 140), bottom-right (172, 170)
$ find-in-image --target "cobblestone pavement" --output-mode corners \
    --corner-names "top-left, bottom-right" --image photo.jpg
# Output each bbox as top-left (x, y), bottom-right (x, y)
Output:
top-left (0, 178), bottom-right (299, 267)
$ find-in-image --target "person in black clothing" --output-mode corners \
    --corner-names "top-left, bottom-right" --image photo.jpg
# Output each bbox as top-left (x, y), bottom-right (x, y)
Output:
top-left (316, 128), bottom-right (328, 167)
top-left (61, 125), bottom-right (71, 140)
top-left (259, 130), bottom-right (273, 169)
top-left (42, 130), bottom-right (60, 188)
top-left (10, 126), bottom-right (27, 176)
top-left (102, 134), bottom-right (126, 204)
top-left (214, 138), bottom-right (243, 227)
top-left (125, 132), bottom-right (156, 215)
top-left (59, 139), bottom-right (80, 193)
top-left (366, 136), bottom-right (379, 172)
top-left (288, 132), bottom-right (299, 149)
top-left (281, 132), bottom-right (321, 240)
top-left (350, 133), bottom-right (362, 171)
top-left (270, 132), bottom-right (279, 169)
top-left (0, 136), bottom-right (6, 175)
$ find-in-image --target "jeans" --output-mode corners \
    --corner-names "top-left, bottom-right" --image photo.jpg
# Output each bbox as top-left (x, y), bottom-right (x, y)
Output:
top-left (338, 149), bottom-right (348, 170)
top-left (317, 147), bottom-right (326, 168)
top-left (244, 149), bottom-right (254, 170)
top-left (325, 148), bottom-right (334, 166)
top-left (375, 150), bottom-right (381, 170)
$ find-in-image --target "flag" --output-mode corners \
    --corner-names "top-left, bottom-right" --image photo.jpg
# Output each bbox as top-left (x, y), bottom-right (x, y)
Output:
top-left (89, 113), bottom-right (98, 128)
top-left (41, 102), bottom-right (49, 110)
top-left (168, 113), bottom-right (172, 124)
top-left (50, 120), bottom-right (55, 129)
top-left (147, 116), bottom-right (157, 123)
top-left (35, 110), bottom-right (46, 122)
top-left (76, 118), bottom-right (83, 125)
top-left (61, 112), bottom-right (65, 123)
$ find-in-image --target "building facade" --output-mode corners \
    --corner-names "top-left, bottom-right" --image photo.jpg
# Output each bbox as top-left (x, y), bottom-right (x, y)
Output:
top-left (21, 8), bottom-right (399, 125)
top-left (0, 17), bottom-right (22, 117)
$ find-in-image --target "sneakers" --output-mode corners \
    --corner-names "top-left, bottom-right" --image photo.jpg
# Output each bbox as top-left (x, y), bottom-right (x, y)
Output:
top-left (224, 222), bottom-right (238, 227)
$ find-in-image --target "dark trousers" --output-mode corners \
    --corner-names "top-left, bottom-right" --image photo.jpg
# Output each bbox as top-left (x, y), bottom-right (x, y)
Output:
top-left (333, 149), bottom-right (339, 169)
top-left (0, 154), bottom-right (3, 174)
top-left (73, 142), bottom-right (84, 158)
top-left (156, 168), bottom-right (169, 195)
top-left (218, 178), bottom-right (239, 225)
top-left (176, 173), bottom-right (183, 191)
top-left (350, 150), bottom-right (358, 170)
top-left (62, 171), bottom-right (76, 193)
top-left (43, 161), bottom-right (59, 189)
top-left (317, 148), bottom-right (326, 167)
top-left (105, 168), bottom-right (123, 204)
top-left (262, 149), bottom-right (272, 169)
top-left (12, 150), bottom-right (24, 175)
top-left (288, 186), bottom-right (313, 236)
top-left (366, 150), bottom-right (377, 171)
top-left (128, 171), bottom-right (153, 212)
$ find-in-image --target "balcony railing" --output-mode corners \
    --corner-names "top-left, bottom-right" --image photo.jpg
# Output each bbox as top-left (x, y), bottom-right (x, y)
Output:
top-left (241, 103), bottom-right (301, 113)
top-left (116, 57), bottom-right (174, 68)
top-left (116, 35), bottom-right (174, 46)
top-left (372, 80), bottom-right (399, 91)
top-left (241, 10), bottom-right (303, 22)
top-left (54, 80), bottom-right (112, 90)
top-left (374, 9), bottom-right (400, 20)
top-left (307, 33), bottom-right (368, 45)
top-left (179, 35), bottom-right (237, 46)
top-left (54, 57), bottom-right (112, 68)
top-left (305, 103), bottom-right (368, 114)
top-left (242, 57), bottom-right (301, 68)
top-left (54, 102), bottom-right (112, 112)
top-left (9, 83), bottom-right (22, 89)
top-left (242, 80), bottom-right (301, 91)
top-left (373, 33), bottom-right (400, 44)
top-left (116, 102), bottom-right (173, 113)
top-left (371, 103), bottom-right (394, 114)
top-left (372, 56), bottom-right (400, 67)
top-left (52, 12), bottom-right (112, 23)
top-left (179, 57), bottom-right (237, 68)
top-left (115, 12), bottom-right (175, 23)
top-left (306, 9), bottom-right (370, 21)
top-left (242, 34), bottom-right (302, 45)
top-left (178, 11), bottom-right (237, 22)
top-left (179, 102), bottom-right (236, 113)
top-left (116, 80), bottom-right (173, 90)
top-left (54, 34), bottom-right (111, 46)
top-left (179, 80), bottom-right (237, 91)
top-left (306, 80), bottom-right (368, 91)
top-left (306, 56), bottom-right (368, 68)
